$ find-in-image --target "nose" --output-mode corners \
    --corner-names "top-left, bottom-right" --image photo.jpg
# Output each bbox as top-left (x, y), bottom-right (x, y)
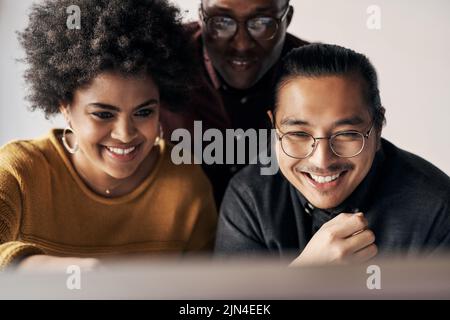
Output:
top-left (110, 117), bottom-right (138, 143)
top-left (308, 139), bottom-right (337, 169)
top-left (230, 22), bottom-right (256, 52)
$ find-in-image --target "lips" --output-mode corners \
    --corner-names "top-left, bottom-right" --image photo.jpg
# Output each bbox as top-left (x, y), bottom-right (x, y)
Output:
top-left (227, 57), bottom-right (257, 71)
top-left (301, 170), bottom-right (348, 190)
top-left (103, 143), bottom-right (141, 162)
top-left (309, 172), bottom-right (342, 183)
top-left (107, 146), bottom-right (136, 155)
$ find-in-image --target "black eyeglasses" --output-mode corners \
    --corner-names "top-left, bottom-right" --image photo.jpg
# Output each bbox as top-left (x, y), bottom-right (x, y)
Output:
top-left (200, 5), bottom-right (291, 41)
top-left (276, 124), bottom-right (375, 159)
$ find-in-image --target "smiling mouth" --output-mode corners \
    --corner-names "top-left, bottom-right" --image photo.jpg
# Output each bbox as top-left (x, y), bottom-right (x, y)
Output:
top-left (102, 144), bottom-right (141, 162)
top-left (301, 170), bottom-right (348, 189)
top-left (228, 57), bottom-right (256, 71)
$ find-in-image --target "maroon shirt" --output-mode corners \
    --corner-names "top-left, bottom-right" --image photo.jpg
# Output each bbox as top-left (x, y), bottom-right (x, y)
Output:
top-left (160, 22), bottom-right (309, 205)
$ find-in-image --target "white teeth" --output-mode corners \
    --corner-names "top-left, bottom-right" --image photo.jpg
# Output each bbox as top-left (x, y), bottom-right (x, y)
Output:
top-left (231, 59), bottom-right (249, 66)
top-left (106, 146), bottom-right (136, 155)
top-left (309, 173), bottom-right (341, 184)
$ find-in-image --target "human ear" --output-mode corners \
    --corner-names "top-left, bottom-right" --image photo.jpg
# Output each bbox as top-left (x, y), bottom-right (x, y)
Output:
top-left (59, 103), bottom-right (71, 125)
top-left (375, 106), bottom-right (386, 150)
top-left (286, 6), bottom-right (294, 28)
top-left (267, 110), bottom-right (274, 127)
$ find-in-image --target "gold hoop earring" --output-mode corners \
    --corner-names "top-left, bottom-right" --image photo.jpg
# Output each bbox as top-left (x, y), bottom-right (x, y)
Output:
top-left (154, 124), bottom-right (164, 146)
top-left (62, 126), bottom-right (79, 154)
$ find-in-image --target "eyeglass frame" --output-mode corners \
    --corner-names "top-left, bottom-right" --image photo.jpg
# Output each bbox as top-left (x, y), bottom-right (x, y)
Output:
top-left (199, 4), bottom-right (291, 41)
top-left (275, 123), bottom-right (375, 159)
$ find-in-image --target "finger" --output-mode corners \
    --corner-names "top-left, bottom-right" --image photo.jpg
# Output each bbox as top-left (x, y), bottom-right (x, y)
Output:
top-left (350, 243), bottom-right (378, 263)
top-left (345, 229), bottom-right (376, 253)
top-left (326, 212), bottom-right (368, 239)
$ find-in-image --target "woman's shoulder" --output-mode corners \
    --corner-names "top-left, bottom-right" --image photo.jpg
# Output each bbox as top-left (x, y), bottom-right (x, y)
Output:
top-left (0, 132), bottom-right (55, 175)
top-left (159, 141), bottom-right (212, 192)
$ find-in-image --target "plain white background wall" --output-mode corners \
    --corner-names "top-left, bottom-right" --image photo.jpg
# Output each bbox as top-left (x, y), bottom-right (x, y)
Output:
top-left (1, 0), bottom-right (449, 174)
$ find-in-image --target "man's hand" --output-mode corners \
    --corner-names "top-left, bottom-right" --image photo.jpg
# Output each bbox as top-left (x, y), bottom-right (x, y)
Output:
top-left (16, 255), bottom-right (100, 273)
top-left (290, 212), bottom-right (378, 267)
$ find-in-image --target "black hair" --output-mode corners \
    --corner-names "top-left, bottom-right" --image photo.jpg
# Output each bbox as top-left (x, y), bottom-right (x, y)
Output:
top-left (18, 0), bottom-right (197, 117)
top-left (274, 43), bottom-right (386, 131)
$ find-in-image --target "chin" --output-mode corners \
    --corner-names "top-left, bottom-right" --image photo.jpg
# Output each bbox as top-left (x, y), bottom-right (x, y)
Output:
top-left (307, 194), bottom-right (345, 210)
top-left (225, 78), bottom-right (254, 90)
top-left (105, 166), bottom-right (137, 180)
top-left (293, 171), bottom-right (349, 210)
top-left (222, 71), bottom-right (258, 90)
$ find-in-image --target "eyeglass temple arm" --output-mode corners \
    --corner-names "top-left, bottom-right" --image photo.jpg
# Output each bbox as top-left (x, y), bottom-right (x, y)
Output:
top-left (364, 123), bottom-right (375, 138)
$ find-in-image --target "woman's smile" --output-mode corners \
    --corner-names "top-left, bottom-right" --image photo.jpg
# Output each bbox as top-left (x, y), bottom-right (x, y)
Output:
top-left (102, 143), bottom-right (142, 163)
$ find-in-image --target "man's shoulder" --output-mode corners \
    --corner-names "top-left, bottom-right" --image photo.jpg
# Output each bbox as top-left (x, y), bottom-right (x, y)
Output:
top-left (228, 163), bottom-right (290, 198)
top-left (381, 139), bottom-right (450, 199)
top-left (285, 32), bottom-right (310, 49)
top-left (282, 33), bottom-right (310, 57)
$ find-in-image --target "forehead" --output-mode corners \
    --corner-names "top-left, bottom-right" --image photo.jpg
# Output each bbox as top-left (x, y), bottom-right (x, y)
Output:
top-left (202, 0), bottom-right (286, 14)
top-left (276, 76), bottom-right (371, 125)
top-left (73, 72), bottom-right (159, 106)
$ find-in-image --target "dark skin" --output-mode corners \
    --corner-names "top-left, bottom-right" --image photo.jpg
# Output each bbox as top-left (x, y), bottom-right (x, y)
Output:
top-left (60, 72), bottom-right (161, 198)
top-left (18, 72), bottom-right (162, 272)
top-left (200, 0), bottom-right (293, 90)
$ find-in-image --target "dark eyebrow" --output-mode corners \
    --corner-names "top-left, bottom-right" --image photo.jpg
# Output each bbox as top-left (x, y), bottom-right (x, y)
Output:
top-left (208, 5), bottom-right (276, 15)
top-left (279, 116), bottom-right (366, 128)
top-left (333, 116), bottom-right (365, 128)
top-left (87, 99), bottom-right (159, 112)
top-left (248, 6), bottom-right (276, 14)
top-left (279, 117), bottom-right (310, 127)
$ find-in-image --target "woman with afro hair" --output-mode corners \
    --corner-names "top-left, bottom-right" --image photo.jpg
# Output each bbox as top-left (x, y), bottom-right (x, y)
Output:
top-left (0, 0), bottom-right (217, 271)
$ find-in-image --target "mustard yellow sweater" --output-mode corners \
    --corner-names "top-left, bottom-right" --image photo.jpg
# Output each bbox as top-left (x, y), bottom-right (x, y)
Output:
top-left (0, 129), bottom-right (217, 270)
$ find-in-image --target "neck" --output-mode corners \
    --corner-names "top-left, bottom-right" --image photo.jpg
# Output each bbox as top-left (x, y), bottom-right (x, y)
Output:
top-left (69, 144), bottom-right (160, 198)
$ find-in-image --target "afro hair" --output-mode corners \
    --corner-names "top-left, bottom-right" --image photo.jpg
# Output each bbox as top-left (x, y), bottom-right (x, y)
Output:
top-left (18, 0), bottom-right (198, 117)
